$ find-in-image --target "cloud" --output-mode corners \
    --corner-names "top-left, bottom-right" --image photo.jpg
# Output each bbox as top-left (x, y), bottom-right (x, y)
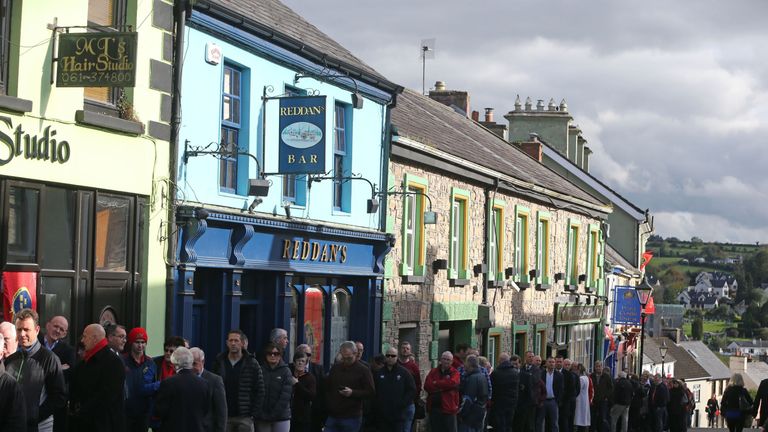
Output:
top-left (654, 211), bottom-right (768, 244)
top-left (281, 0), bottom-right (768, 242)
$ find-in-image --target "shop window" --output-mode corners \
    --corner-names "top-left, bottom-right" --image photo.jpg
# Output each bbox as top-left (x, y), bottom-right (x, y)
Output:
top-left (95, 195), bottom-right (130, 271)
top-left (536, 212), bottom-right (550, 284)
top-left (330, 289), bottom-right (351, 354)
top-left (85, 0), bottom-right (127, 112)
top-left (449, 188), bottom-right (470, 280)
top-left (7, 185), bottom-right (40, 264)
top-left (39, 277), bottom-right (73, 335)
top-left (0, 0), bottom-right (12, 94)
top-left (333, 102), bottom-right (351, 212)
top-left (514, 206), bottom-right (530, 283)
top-left (220, 65), bottom-right (242, 194)
top-left (41, 188), bottom-right (76, 270)
top-left (400, 174), bottom-right (427, 278)
top-left (488, 201), bottom-right (504, 282)
top-left (566, 220), bottom-right (580, 285)
top-left (304, 286), bottom-right (325, 365)
top-left (568, 324), bottom-right (594, 368)
top-left (282, 86), bottom-right (307, 206)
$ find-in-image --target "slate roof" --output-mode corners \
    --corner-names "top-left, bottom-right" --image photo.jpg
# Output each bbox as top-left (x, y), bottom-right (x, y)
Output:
top-left (730, 340), bottom-right (768, 348)
top-left (643, 337), bottom-right (677, 365)
top-left (195, 0), bottom-right (397, 91)
top-left (392, 89), bottom-right (608, 209)
top-left (713, 280), bottom-right (727, 288)
top-left (677, 341), bottom-right (731, 380)
top-left (652, 337), bottom-right (710, 380)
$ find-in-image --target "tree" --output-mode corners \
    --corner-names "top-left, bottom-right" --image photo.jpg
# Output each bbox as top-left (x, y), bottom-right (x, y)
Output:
top-left (661, 287), bottom-right (677, 304)
top-left (692, 317), bottom-right (704, 340)
top-left (741, 305), bottom-right (762, 337)
top-left (691, 236), bottom-right (704, 244)
top-left (661, 268), bottom-right (688, 291)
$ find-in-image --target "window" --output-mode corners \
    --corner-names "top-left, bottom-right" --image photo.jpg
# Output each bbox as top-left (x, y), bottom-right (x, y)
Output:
top-left (85, 0), bottom-right (127, 110)
top-left (587, 225), bottom-right (600, 288)
top-left (0, 0), bottom-right (12, 94)
top-left (220, 65), bottom-right (241, 193)
top-left (330, 289), bottom-right (351, 353)
top-left (514, 206), bottom-right (530, 283)
top-left (536, 212), bottom-right (551, 284)
top-left (488, 201), bottom-right (504, 281)
top-left (333, 103), bottom-right (351, 211)
top-left (568, 324), bottom-right (594, 369)
top-left (282, 86), bottom-right (308, 205)
top-left (7, 185), bottom-right (40, 263)
top-left (401, 175), bottom-right (427, 277)
top-left (449, 188), bottom-right (470, 280)
top-left (95, 195), bottom-right (130, 271)
top-left (566, 221), bottom-right (580, 285)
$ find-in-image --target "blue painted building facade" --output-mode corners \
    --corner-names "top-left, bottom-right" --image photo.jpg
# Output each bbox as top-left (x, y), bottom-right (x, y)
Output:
top-left (173, 0), bottom-right (401, 366)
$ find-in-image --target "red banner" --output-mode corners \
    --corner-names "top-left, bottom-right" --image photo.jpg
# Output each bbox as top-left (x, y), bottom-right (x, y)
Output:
top-left (2, 272), bottom-right (38, 321)
top-left (639, 250), bottom-right (654, 270)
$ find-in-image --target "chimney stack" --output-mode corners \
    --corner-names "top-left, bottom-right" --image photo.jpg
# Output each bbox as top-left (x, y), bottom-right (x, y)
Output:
top-left (516, 133), bottom-right (543, 162)
top-left (428, 80), bottom-right (470, 117)
top-left (484, 108), bottom-right (494, 123)
top-left (471, 110), bottom-right (480, 122)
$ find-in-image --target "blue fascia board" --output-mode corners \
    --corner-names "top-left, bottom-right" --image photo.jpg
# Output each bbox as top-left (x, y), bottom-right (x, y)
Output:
top-left (189, 11), bottom-right (394, 104)
top-left (542, 146), bottom-right (645, 220)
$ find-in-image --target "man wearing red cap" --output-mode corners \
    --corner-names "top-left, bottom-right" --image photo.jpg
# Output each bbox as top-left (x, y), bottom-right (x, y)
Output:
top-left (122, 327), bottom-right (160, 432)
top-left (69, 323), bottom-right (126, 432)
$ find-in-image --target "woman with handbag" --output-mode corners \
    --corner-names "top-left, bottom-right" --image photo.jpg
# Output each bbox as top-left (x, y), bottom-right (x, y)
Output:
top-left (721, 373), bottom-right (754, 432)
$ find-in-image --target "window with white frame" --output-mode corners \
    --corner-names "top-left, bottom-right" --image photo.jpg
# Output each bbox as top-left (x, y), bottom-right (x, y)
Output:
top-left (220, 65), bottom-right (242, 193)
top-left (333, 103), bottom-right (350, 211)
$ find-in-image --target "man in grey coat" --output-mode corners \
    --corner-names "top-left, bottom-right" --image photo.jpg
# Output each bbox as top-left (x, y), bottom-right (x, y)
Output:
top-left (191, 347), bottom-right (227, 432)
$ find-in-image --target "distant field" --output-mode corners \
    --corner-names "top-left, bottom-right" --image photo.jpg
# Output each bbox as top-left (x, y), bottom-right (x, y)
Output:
top-left (682, 320), bottom-right (730, 336)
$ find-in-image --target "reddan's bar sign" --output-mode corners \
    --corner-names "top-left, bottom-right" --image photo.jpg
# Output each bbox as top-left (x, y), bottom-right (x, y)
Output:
top-left (0, 116), bottom-right (71, 166)
top-left (281, 239), bottom-right (348, 263)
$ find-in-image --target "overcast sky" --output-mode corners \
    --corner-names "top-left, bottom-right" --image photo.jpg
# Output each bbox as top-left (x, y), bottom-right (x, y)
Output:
top-left (283, 0), bottom-right (768, 243)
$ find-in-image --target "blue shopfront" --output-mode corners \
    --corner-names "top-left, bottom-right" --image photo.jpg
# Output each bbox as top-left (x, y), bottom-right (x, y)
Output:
top-left (173, 207), bottom-right (392, 367)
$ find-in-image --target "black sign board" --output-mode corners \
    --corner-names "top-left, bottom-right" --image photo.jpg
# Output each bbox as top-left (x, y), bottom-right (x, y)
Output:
top-left (555, 304), bottom-right (604, 325)
top-left (56, 32), bottom-right (137, 87)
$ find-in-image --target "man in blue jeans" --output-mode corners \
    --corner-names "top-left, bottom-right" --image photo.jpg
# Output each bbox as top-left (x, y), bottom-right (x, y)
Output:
top-left (325, 341), bottom-right (375, 432)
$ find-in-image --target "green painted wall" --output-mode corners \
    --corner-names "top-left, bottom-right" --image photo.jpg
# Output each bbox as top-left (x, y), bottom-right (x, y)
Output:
top-left (508, 114), bottom-right (570, 155)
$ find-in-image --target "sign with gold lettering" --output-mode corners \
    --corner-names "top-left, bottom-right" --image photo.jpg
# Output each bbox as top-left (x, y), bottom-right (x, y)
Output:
top-left (281, 239), bottom-right (348, 264)
top-left (56, 32), bottom-right (137, 87)
top-left (278, 96), bottom-right (326, 174)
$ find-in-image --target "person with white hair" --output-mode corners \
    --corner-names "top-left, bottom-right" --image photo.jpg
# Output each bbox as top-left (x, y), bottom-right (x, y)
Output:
top-left (190, 347), bottom-right (227, 432)
top-left (0, 325), bottom-right (26, 430)
top-left (155, 346), bottom-right (211, 432)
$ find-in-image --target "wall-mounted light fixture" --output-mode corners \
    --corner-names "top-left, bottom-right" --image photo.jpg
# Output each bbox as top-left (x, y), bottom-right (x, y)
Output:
top-left (295, 71), bottom-right (366, 110)
top-left (529, 269), bottom-right (539, 280)
top-left (578, 274), bottom-right (587, 284)
top-left (433, 259), bottom-right (448, 274)
top-left (184, 140), bottom-right (272, 197)
top-left (377, 188), bottom-right (438, 223)
top-left (554, 272), bottom-right (565, 283)
top-left (473, 263), bottom-right (487, 277)
top-left (504, 267), bottom-right (516, 279)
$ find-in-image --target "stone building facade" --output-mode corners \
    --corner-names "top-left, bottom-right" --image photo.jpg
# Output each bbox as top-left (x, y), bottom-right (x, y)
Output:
top-left (383, 88), bottom-right (611, 374)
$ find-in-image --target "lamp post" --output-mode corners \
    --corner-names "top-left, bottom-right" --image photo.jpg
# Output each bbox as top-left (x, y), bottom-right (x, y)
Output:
top-left (660, 340), bottom-right (668, 378)
top-left (635, 281), bottom-right (653, 375)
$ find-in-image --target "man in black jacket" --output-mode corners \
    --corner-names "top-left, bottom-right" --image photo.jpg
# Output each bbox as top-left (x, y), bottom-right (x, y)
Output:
top-left (155, 347), bottom-right (210, 432)
top-left (539, 357), bottom-right (564, 432)
top-left (513, 355), bottom-right (534, 432)
top-left (372, 347), bottom-right (416, 431)
top-left (191, 347), bottom-right (227, 432)
top-left (39, 315), bottom-right (75, 432)
top-left (591, 361), bottom-right (614, 432)
top-left (558, 358), bottom-right (580, 432)
top-left (611, 372), bottom-right (633, 432)
top-left (0, 328), bottom-right (26, 432)
top-left (490, 353), bottom-right (519, 432)
top-left (754, 377), bottom-right (768, 428)
top-left (650, 374), bottom-right (669, 432)
top-left (4, 309), bottom-right (66, 432)
top-left (296, 343), bottom-right (326, 432)
top-left (210, 330), bottom-right (265, 432)
top-left (68, 323), bottom-right (126, 432)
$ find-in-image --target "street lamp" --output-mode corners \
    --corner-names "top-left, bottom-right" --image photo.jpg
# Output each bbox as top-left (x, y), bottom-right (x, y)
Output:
top-left (635, 280), bottom-right (653, 375)
top-left (659, 340), bottom-right (668, 378)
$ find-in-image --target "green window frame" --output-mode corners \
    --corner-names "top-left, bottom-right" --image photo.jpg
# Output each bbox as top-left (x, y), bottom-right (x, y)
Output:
top-left (400, 174), bottom-right (428, 277)
top-left (449, 188), bottom-right (470, 280)
top-left (536, 211), bottom-right (551, 284)
top-left (514, 205), bottom-right (530, 283)
top-left (587, 224), bottom-right (600, 288)
top-left (566, 220), bottom-right (580, 285)
top-left (487, 199), bottom-right (505, 282)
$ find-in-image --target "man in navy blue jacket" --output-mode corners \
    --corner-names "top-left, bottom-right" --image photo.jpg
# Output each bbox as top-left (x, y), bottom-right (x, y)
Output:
top-left (538, 357), bottom-right (564, 432)
top-left (123, 327), bottom-right (160, 432)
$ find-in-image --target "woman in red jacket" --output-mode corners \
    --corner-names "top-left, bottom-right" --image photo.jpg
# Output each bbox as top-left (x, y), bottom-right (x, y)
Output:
top-left (425, 351), bottom-right (461, 432)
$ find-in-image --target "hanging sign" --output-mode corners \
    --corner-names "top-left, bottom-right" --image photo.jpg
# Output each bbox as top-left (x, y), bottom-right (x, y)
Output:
top-left (613, 286), bottom-right (642, 326)
top-left (278, 96), bottom-right (326, 174)
top-left (56, 32), bottom-right (138, 87)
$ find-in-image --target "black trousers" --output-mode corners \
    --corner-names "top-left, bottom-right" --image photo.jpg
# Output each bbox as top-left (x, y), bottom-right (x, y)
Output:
top-left (429, 411), bottom-right (457, 432)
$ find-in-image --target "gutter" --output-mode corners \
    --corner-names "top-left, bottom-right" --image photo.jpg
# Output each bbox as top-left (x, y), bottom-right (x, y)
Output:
top-left (393, 136), bottom-right (612, 214)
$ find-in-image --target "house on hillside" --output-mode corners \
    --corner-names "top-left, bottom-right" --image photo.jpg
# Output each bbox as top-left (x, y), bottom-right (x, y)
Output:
top-left (677, 291), bottom-right (691, 307)
top-left (727, 340), bottom-right (768, 358)
top-left (689, 293), bottom-right (720, 310)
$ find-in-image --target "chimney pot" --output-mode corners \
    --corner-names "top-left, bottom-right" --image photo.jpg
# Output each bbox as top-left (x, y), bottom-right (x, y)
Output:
top-left (525, 97), bottom-right (532, 111)
top-left (514, 95), bottom-right (522, 111)
top-left (560, 98), bottom-right (568, 112)
top-left (548, 98), bottom-right (556, 110)
top-left (434, 81), bottom-right (446, 91)
top-left (471, 110), bottom-right (480, 121)
top-left (536, 99), bottom-right (545, 111)
top-left (484, 108), bottom-right (494, 123)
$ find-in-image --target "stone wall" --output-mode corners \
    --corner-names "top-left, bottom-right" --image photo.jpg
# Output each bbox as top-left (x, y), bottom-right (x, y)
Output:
top-left (384, 157), bottom-right (603, 374)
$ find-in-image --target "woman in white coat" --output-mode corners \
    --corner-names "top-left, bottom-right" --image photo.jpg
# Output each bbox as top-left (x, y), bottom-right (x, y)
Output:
top-left (574, 363), bottom-right (593, 432)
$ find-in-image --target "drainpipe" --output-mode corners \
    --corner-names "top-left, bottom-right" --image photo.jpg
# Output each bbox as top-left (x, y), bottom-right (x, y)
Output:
top-left (166, 0), bottom-right (187, 337)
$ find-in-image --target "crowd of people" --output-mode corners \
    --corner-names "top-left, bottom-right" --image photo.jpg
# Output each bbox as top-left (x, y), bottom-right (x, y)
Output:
top-left (1, 309), bottom-right (768, 432)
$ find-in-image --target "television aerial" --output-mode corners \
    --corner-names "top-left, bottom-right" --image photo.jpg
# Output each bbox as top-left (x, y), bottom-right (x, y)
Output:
top-left (420, 38), bottom-right (436, 95)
